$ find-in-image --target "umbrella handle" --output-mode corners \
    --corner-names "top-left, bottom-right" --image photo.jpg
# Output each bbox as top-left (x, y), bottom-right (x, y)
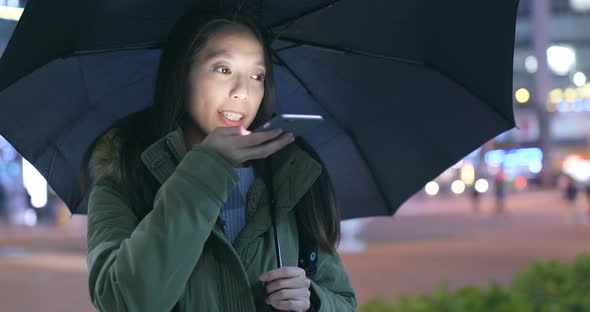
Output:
top-left (273, 221), bottom-right (283, 268)
top-left (265, 157), bottom-right (283, 268)
top-left (266, 157), bottom-right (295, 312)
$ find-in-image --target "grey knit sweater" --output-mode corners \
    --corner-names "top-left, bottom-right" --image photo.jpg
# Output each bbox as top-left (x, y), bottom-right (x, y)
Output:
top-left (219, 166), bottom-right (256, 244)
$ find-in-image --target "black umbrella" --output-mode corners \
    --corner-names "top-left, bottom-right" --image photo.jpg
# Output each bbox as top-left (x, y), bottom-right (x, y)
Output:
top-left (0, 0), bottom-right (519, 220)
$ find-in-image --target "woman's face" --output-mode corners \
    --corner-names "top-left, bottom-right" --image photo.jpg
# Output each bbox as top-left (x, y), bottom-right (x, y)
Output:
top-left (187, 24), bottom-right (266, 141)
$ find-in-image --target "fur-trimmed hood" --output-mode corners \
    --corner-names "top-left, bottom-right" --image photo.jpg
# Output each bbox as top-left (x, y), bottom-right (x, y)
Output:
top-left (89, 128), bottom-right (124, 182)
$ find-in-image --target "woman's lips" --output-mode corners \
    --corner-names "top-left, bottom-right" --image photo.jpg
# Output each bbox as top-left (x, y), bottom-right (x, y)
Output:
top-left (218, 112), bottom-right (245, 126)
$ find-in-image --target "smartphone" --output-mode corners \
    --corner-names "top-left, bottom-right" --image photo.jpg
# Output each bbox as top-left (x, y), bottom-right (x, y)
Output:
top-left (252, 114), bottom-right (324, 138)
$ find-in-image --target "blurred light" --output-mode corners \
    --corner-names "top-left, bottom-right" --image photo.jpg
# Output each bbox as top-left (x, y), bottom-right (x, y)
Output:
top-left (514, 176), bottom-right (527, 190)
top-left (563, 155), bottom-right (582, 173)
top-left (564, 88), bottom-right (577, 103)
top-left (425, 182), bottom-right (440, 196)
top-left (0, 5), bottom-right (23, 21)
top-left (22, 159), bottom-right (48, 208)
top-left (515, 88), bottom-right (530, 104)
top-left (528, 160), bottom-right (543, 174)
top-left (451, 180), bottom-right (466, 194)
top-left (485, 148), bottom-right (543, 169)
top-left (573, 101), bottom-right (585, 112)
top-left (525, 55), bottom-right (538, 74)
top-left (0, 135), bottom-right (18, 161)
top-left (474, 179), bottom-right (489, 193)
top-left (549, 88), bottom-right (564, 104)
top-left (563, 155), bottom-right (590, 182)
top-left (452, 160), bottom-right (463, 169)
top-left (546, 101), bottom-right (557, 113)
top-left (485, 149), bottom-right (505, 167)
top-left (5, 1), bottom-right (21, 7)
top-left (573, 160), bottom-right (590, 182)
top-left (460, 162), bottom-right (475, 186)
top-left (7, 163), bottom-right (20, 176)
top-left (570, 0), bottom-right (590, 11)
top-left (556, 101), bottom-right (570, 112)
top-left (23, 209), bottom-right (38, 227)
top-left (573, 72), bottom-right (587, 87)
top-left (487, 166), bottom-right (500, 176)
top-left (547, 45), bottom-right (576, 76)
top-left (1, 147), bottom-right (17, 161)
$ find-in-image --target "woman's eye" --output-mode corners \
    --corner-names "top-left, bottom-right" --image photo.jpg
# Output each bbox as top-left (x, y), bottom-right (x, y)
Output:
top-left (252, 73), bottom-right (265, 81)
top-left (215, 66), bottom-right (231, 74)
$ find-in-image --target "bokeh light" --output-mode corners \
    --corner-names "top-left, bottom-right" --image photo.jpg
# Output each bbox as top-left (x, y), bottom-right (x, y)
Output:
top-left (573, 72), bottom-right (587, 87)
top-left (474, 179), bottom-right (489, 193)
top-left (514, 176), bottom-right (528, 190)
top-left (425, 182), bottom-right (440, 196)
top-left (460, 162), bottom-right (475, 186)
top-left (515, 88), bottom-right (530, 104)
top-left (451, 180), bottom-right (466, 194)
top-left (525, 55), bottom-right (538, 73)
top-left (547, 45), bottom-right (576, 76)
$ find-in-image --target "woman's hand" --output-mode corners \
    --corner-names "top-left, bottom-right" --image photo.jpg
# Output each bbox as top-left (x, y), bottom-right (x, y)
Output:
top-left (260, 267), bottom-right (311, 312)
top-left (201, 126), bottom-right (294, 167)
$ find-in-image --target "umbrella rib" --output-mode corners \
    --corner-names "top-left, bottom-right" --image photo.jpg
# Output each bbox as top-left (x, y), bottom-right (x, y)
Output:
top-left (272, 37), bottom-right (424, 66)
top-left (273, 44), bottom-right (300, 53)
top-left (274, 38), bottom-right (516, 127)
top-left (269, 0), bottom-right (345, 29)
top-left (29, 57), bottom-right (95, 163)
top-left (70, 1), bottom-right (344, 56)
top-left (72, 43), bottom-right (161, 56)
top-left (272, 51), bottom-right (394, 215)
top-left (427, 66), bottom-right (517, 128)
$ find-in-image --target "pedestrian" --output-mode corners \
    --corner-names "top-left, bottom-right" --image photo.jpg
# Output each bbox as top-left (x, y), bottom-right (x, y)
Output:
top-left (564, 175), bottom-right (579, 224)
top-left (80, 9), bottom-right (356, 312)
top-left (494, 167), bottom-right (506, 215)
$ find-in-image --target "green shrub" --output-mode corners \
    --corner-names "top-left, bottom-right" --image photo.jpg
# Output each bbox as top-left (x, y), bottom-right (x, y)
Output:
top-left (360, 253), bottom-right (590, 312)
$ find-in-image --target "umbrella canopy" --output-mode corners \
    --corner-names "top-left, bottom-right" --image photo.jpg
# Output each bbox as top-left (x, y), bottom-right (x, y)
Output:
top-left (0, 0), bottom-right (519, 217)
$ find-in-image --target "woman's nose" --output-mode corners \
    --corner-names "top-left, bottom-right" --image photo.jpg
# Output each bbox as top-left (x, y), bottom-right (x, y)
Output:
top-left (230, 76), bottom-right (248, 100)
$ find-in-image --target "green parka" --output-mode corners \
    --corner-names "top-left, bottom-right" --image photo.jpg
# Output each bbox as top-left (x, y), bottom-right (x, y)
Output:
top-left (86, 128), bottom-right (357, 311)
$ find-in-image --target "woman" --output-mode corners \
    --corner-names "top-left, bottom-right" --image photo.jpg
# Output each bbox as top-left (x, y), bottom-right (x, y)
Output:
top-left (82, 8), bottom-right (357, 312)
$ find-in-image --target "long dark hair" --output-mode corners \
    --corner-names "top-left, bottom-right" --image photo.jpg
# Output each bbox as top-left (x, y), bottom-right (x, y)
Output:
top-left (81, 9), bottom-right (340, 254)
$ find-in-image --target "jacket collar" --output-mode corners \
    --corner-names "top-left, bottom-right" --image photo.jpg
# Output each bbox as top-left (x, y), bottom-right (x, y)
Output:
top-left (140, 128), bottom-right (323, 248)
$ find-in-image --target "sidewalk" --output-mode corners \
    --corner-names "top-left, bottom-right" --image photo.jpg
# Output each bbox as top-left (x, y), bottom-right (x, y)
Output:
top-left (342, 189), bottom-right (590, 303)
top-left (0, 189), bottom-right (588, 311)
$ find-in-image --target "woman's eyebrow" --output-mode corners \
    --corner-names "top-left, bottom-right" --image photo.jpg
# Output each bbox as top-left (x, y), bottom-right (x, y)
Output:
top-left (204, 49), bottom-right (265, 67)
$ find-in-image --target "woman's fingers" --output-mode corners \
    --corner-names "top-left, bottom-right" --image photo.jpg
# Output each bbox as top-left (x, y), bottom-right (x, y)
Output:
top-left (267, 299), bottom-right (309, 312)
top-left (202, 126), bottom-right (294, 166)
top-left (260, 267), bottom-right (311, 312)
top-left (238, 128), bottom-right (283, 147)
top-left (265, 277), bottom-right (310, 294)
top-left (267, 288), bottom-right (310, 301)
top-left (260, 266), bottom-right (306, 282)
top-left (243, 133), bottom-right (294, 160)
